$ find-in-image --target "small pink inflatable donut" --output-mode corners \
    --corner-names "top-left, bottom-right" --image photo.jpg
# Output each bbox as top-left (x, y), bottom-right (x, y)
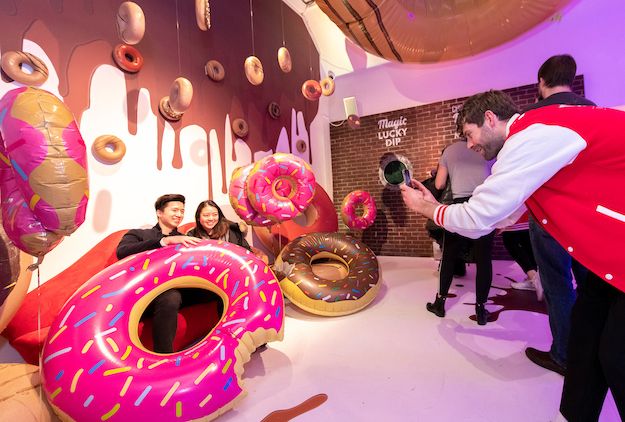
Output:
top-left (341, 190), bottom-right (377, 230)
top-left (228, 164), bottom-right (273, 227)
top-left (41, 240), bottom-right (284, 421)
top-left (247, 153), bottom-right (316, 224)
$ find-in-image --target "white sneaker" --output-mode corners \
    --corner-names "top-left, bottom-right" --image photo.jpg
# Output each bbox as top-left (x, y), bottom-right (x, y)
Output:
top-left (534, 273), bottom-right (544, 302)
top-left (510, 278), bottom-right (536, 291)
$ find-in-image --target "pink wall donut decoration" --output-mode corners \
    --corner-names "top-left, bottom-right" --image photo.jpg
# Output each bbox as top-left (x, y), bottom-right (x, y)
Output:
top-left (229, 164), bottom-right (273, 227)
top-left (41, 240), bottom-right (285, 421)
top-left (341, 190), bottom-right (377, 230)
top-left (247, 153), bottom-right (316, 223)
top-left (0, 87), bottom-right (88, 256)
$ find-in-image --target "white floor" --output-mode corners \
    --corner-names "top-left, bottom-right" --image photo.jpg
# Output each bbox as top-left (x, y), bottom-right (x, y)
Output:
top-left (0, 257), bottom-right (619, 421)
top-left (219, 257), bottom-right (619, 422)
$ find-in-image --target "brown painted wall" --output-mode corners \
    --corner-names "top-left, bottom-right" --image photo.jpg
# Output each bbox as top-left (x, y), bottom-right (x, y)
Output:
top-left (330, 77), bottom-right (587, 258)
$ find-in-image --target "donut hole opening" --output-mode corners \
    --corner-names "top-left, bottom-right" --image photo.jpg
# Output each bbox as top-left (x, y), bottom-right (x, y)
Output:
top-left (19, 62), bottom-right (34, 75)
top-left (310, 256), bottom-right (349, 280)
top-left (124, 52), bottom-right (135, 62)
top-left (383, 159), bottom-right (408, 186)
top-left (131, 281), bottom-right (227, 355)
top-left (104, 143), bottom-right (117, 153)
top-left (291, 203), bottom-right (318, 228)
top-left (272, 176), bottom-right (296, 200)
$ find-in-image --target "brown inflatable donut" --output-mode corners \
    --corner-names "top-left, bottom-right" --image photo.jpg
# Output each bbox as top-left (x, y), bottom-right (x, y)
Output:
top-left (244, 56), bottom-right (264, 85)
top-left (159, 97), bottom-right (183, 121)
top-left (274, 232), bottom-right (380, 316)
top-left (0, 51), bottom-right (48, 86)
top-left (232, 118), bottom-right (249, 138)
top-left (92, 135), bottom-right (127, 164)
top-left (195, 0), bottom-right (211, 30)
top-left (112, 44), bottom-right (144, 73)
top-left (116, 1), bottom-right (145, 45)
top-left (277, 47), bottom-right (292, 73)
top-left (302, 80), bottom-right (322, 101)
top-left (268, 101), bottom-right (281, 119)
top-left (295, 139), bottom-right (307, 154)
top-left (205, 60), bottom-right (225, 81)
top-left (320, 77), bottom-right (335, 96)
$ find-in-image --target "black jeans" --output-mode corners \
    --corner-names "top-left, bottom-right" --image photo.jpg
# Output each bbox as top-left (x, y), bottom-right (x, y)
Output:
top-left (560, 272), bottom-right (625, 421)
top-left (438, 197), bottom-right (495, 304)
top-left (501, 229), bottom-right (536, 274)
top-left (145, 288), bottom-right (223, 353)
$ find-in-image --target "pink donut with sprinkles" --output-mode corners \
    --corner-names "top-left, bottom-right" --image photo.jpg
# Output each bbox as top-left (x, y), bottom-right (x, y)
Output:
top-left (246, 153), bottom-right (316, 223)
top-left (341, 190), bottom-right (377, 230)
top-left (41, 240), bottom-right (284, 421)
top-left (228, 164), bottom-right (273, 227)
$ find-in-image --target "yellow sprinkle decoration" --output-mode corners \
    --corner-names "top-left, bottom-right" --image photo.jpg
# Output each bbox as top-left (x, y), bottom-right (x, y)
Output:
top-left (168, 262), bottom-right (176, 276)
top-left (49, 325), bottom-right (67, 344)
top-left (82, 340), bottom-right (94, 354)
top-left (106, 337), bottom-right (119, 353)
top-left (120, 376), bottom-right (133, 397)
top-left (104, 367), bottom-right (132, 376)
top-left (81, 285), bottom-right (102, 299)
top-left (176, 401), bottom-right (182, 418)
top-left (222, 358), bottom-right (232, 374)
top-left (101, 403), bottom-right (121, 421)
top-left (259, 291), bottom-right (267, 302)
top-left (50, 387), bottom-right (62, 400)
top-left (199, 393), bottom-right (212, 408)
top-left (70, 369), bottom-right (83, 393)
top-left (160, 381), bottom-right (180, 406)
top-left (121, 345), bottom-right (132, 361)
top-left (148, 359), bottom-right (168, 369)
top-left (142, 259), bottom-right (150, 270)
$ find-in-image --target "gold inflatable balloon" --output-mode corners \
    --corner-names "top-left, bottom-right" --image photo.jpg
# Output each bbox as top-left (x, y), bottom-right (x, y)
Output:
top-left (315, 0), bottom-right (574, 63)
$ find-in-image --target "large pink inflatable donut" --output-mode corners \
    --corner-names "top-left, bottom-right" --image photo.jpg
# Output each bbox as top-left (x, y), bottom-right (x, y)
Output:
top-left (0, 87), bottom-right (88, 257)
top-left (228, 164), bottom-right (273, 227)
top-left (247, 153), bottom-right (316, 223)
top-left (341, 190), bottom-right (377, 230)
top-left (41, 240), bottom-right (284, 421)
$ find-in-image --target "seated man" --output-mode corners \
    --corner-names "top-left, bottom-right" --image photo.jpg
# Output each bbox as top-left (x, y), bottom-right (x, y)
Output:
top-left (116, 193), bottom-right (200, 353)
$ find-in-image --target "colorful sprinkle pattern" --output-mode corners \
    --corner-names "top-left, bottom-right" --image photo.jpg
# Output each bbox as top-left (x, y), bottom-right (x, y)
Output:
top-left (0, 87), bottom-right (88, 256)
top-left (41, 240), bottom-right (284, 421)
top-left (278, 232), bottom-right (379, 303)
top-left (341, 190), bottom-right (377, 230)
top-left (247, 153), bottom-right (316, 223)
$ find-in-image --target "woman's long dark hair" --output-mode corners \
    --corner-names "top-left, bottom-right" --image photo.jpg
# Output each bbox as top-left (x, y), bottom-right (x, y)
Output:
top-left (193, 200), bottom-right (232, 239)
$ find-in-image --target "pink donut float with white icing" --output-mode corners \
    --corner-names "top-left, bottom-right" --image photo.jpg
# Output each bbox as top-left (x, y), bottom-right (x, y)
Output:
top-left (341, 190), bottom-right (377, 230)
top-left (228, 164), bottom-right (273, 227)
top-left (247, 153), bottom-right (316, 223)
top-left (41, 240), bottom-right (284, 421)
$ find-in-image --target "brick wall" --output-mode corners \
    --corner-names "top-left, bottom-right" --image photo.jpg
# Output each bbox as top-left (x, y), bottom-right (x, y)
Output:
top-left (330, 76), bottom-right (586, 258)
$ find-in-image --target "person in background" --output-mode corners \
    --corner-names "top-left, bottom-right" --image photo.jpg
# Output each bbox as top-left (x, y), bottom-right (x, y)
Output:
top-left (425, 138), bottom-right (494, 325)
top-left (521, 54), bottom-right (595, 376)
top-left (116, 194), bottom-right (201, 353)
top-left (187, 200), bottom-right (251, 251)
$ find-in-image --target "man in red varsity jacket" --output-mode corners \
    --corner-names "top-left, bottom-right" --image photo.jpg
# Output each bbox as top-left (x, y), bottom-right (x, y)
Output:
top-left (401, 90), bottom-right (625, 422)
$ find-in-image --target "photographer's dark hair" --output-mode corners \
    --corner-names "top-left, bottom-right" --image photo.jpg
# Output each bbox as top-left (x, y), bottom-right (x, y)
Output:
top-left (456, 90), bottom-right (520, 135)
top-left (154, 194), bottom-right (185, 211)
top-left (538, 54), bottom-right (576, 88)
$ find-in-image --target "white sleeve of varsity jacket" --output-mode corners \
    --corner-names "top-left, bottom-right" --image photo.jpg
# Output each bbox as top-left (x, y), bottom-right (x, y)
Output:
top-left (432, 123), bottom-right (587, 239)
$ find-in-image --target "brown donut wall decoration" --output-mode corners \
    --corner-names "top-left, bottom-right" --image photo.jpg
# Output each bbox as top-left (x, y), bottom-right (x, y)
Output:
top-left (320, 77), bottom-right (335, 96)
top-left (112, 44), bottom-right (144, 73)
top-left (232, 118), bottom-right (249, 138)
top-left (1, 51), bottom-right (49, 86)
top-left (195, 0), bottom-right (211, 30)
top-left (301, 79), bottom-right (322, 101)
top-left (277, 46), bottom-right (292, 73)
top-left (159, 77), bottom-right (193, 121)
top-left (295, 139), bottom-right (307, 154)
top-left (116, 1), bottom-right (145, 45)
top-left (204, 60), bottom-right (225, 81)
top-left (92, 135), bottom-right (127, 164)
top-left (267, 101), bottom-right (281, 119)
top-left (244, 55), bottom-right (264, 85)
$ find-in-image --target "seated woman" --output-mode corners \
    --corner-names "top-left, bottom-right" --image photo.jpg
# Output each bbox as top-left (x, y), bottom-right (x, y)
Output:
top-left (187, 200), bottom-right (251, 251)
